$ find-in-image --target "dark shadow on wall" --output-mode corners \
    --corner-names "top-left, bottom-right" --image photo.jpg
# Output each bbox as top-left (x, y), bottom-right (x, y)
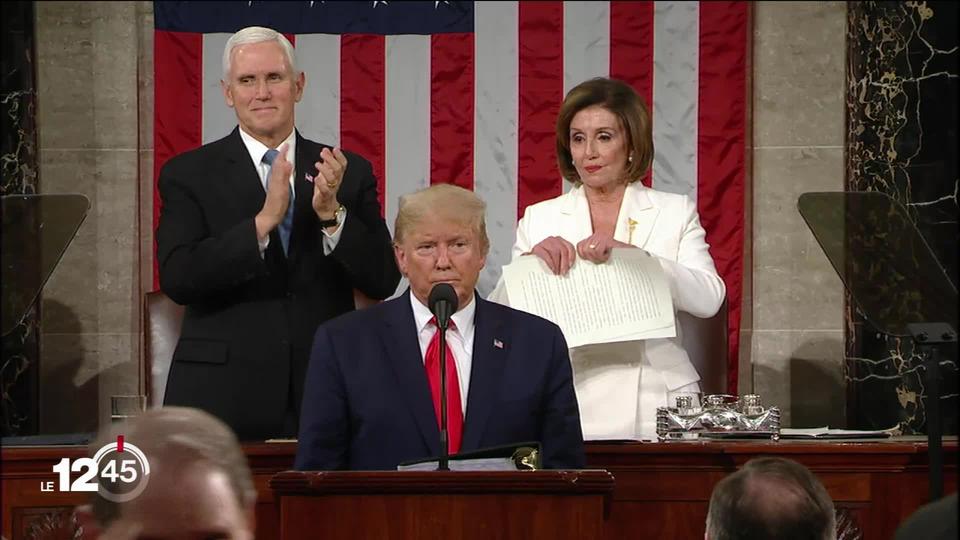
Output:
top-left (790, 337), bottom-right (847, 429)
top-left (39, 298), bottom-right (98, 435)
top-left (751, 337), bottom-right (847, 429)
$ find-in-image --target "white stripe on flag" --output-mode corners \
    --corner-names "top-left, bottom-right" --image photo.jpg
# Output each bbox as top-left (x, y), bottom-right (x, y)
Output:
top-left (562, 1), bottom-right (610, 195)
top-left (652, 1), bottom-right (699, 198)
top-left (297, 33), bottom-right (341, 147)
top-left (385, 35), bottom-right (430, 234)
top-left (563, 1), bottom-right (610, 94)
top-left (202, 33), bottom-right (234, 144)
top-left (384, 35), bottom-right (431, 300)
top-left (475, 1), bottom-right (519, 297)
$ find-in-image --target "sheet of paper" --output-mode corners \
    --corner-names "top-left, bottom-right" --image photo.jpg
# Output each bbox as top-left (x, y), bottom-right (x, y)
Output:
top-left (397, 457), bottom-right (517, 472)
top-left (780, 426), bottom-right (895, 438)
top-left (501, 248), bottom-right (676, 349)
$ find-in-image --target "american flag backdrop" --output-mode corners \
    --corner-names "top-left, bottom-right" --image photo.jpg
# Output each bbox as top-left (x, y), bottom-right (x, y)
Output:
top-left (153, 1), bottom-right (749, 393)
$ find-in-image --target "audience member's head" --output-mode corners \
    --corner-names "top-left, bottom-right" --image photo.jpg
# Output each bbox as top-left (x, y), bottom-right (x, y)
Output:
top-left (705, 457), bottom-right (836, 540)
top-left (894, 492), bottom-right (958, 540)
top-left (77, 406), bottom-right (257, 539)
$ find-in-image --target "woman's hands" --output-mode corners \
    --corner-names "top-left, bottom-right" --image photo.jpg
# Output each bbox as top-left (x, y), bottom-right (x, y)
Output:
top-left (526, 234), bottom-right (636, 275)
top-left (528, 236), bottom-right (577, 275)
top-left (576, 233), bottom-right (635, 264)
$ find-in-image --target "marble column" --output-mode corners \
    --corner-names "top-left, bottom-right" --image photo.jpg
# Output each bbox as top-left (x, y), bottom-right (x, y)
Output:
top-left (1, 1), bottom-right (40, 436)
top-left (845, 2), bottom-right (958, 433)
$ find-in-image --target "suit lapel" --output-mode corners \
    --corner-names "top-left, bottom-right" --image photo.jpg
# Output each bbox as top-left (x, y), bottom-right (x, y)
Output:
top-left (461, 297), bottom-right (509, 451)
top-left (223, 128), bottom-right (268, 217)
top-left (382, 292), bottom-right (442, 456)
top-left (558, 186), bottom-right (594, 241)
top-left (615, 183), bottom-right (659, 248)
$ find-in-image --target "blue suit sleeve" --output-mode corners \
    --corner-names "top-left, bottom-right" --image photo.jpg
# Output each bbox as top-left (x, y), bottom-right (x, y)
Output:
top-left (539, 326), bottom-right (586, 469)
top-left (294, 326), bottom-right (350, 471)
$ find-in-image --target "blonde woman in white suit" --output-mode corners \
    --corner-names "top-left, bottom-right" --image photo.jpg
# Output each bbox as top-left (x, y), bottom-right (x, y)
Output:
top-left (489, 77), bottom-right (726, 440)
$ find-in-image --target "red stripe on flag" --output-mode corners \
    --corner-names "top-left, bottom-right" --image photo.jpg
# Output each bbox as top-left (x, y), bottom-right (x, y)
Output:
top-left (517, 2), bottom-right (564, 220)
top-left (340, 35), bottom-right (386, 214)
top-left (698, 2), bottom-right (749, 394)
top-left (431, 33), bottom-right (475, 190)
top-left (154, 30), bottom-right (203, 290)
top-left (610, 1), bottom-right (655, 187)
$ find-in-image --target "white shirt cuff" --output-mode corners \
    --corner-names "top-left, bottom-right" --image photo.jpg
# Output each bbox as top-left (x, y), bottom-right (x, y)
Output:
top-left (258, 234), bottom-right (270, 259)
top-left (321, 208), bottom-right (347, 255)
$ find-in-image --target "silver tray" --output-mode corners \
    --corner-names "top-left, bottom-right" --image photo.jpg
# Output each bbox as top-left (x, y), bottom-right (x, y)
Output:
top-left (657, 394), bottom-right (781, 441)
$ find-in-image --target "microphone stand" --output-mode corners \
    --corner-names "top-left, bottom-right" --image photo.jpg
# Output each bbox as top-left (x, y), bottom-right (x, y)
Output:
top-left (428, 284), bottom-right (458, 472)
top-left (438, 320), bottom-right (450, 471)
top-left (907, 322), bottom-right (955, 501)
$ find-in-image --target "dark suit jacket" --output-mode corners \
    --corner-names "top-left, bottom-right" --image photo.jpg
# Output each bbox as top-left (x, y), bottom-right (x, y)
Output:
top-left (156, 128), bottom-right (400, 441)
top-left (294, 291), bottom-right (586, 471)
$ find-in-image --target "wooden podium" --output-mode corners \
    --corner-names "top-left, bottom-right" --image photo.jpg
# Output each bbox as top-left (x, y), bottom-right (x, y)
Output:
top-left (269, 469), bottom-right (615, 540)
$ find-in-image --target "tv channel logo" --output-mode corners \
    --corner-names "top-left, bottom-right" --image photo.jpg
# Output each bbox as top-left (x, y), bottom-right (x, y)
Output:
top-left (41, 436), bottom-right (151, 502)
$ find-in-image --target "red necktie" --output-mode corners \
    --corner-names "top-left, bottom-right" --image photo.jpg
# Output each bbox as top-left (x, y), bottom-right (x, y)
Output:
top-left (424, 317), bottom-right (463, 454)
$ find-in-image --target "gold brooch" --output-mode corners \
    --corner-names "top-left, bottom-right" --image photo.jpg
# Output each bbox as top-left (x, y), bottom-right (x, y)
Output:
top-left (627, 218), bottom-right (638, 244)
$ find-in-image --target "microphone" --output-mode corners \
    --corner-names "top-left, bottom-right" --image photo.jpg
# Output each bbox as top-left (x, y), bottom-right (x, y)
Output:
top-left (428, 283), bottom-right (458, 330)
top-left (427, 283), bottom-right (458, 470)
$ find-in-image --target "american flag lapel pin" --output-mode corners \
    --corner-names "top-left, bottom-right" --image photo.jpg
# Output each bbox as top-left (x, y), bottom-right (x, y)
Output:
top-left (493, 339), bottom-right (503, 349)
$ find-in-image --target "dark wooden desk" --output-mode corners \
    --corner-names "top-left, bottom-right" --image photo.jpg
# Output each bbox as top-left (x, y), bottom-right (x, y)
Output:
top-left (2, 438), bottom-right (955, 539)
top-left (586, 437), bottom-right (957, 539)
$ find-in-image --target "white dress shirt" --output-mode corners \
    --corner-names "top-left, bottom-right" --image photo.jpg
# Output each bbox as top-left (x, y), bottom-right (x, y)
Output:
top-left (237, 127), bottom-right (345, 256)
top-left (409, 292), bottom-right (476, 417)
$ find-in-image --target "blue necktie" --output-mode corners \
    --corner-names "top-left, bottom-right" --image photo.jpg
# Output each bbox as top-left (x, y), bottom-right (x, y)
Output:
top-left (262, 148), bottom-right (293, 254)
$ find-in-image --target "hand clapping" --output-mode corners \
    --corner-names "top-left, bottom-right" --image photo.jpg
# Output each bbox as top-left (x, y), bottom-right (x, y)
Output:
top-left (264, 143), bottom-right (294, 225)
top-left (311, 147), bottom-right (348, 219)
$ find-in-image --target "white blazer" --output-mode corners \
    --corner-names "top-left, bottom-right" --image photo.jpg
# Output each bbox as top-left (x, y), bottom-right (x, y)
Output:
top-left (489, 183), bottom-right (726, 439)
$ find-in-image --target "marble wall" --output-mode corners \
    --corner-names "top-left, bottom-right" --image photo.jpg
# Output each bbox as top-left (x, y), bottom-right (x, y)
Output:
top-left (844, 1), bottom-right (958, 434)
top-left (750, 2), bottom-right (848, 427)
top-left (34, 1), bottom-right (154, 432)
top-left (27, 2), bottom-right (856, 432)
top-left (1, 0), bottom-right (41, 436)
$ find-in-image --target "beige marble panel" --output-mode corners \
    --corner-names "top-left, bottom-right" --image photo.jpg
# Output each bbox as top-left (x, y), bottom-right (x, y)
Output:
top-left (753, 2), bottom-right (847, 148)
top-left (753, 146), bottom-right (845, 332)
top-left (738, 328), bottom-right (754, 394)
top-left (137, 1), bottom-right (154, 151)
top-left (139, 149), bottom-right (155, 298)
top-left (40, 149), bottom-right (139, 335)
top-left (95, 333), bottom-right (142, 427)
top-left (40, 332), bottom-right (136, 432)
top-left (137, 2), bottom-right (155, 347)
top-left (752, 329), bottom-right (845, 427)
top-left (35, 1), bottom-right (138, 151)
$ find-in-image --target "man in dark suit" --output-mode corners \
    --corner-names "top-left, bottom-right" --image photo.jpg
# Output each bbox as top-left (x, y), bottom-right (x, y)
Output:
top-left (295, 184), bottom-right (585, 471)
top-left (156, 26), bottom-right (400, 441)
